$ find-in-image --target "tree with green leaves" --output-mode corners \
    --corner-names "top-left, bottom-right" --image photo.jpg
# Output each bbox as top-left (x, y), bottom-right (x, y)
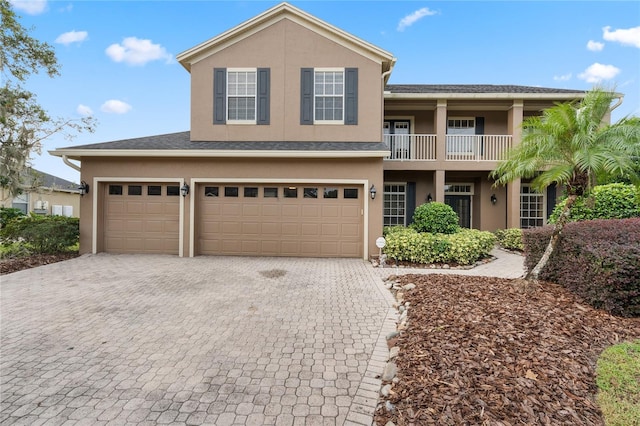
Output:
top-left (491, 87), bottom-right (640, 281)
top-left (0, 0), bottom-right (95, 198)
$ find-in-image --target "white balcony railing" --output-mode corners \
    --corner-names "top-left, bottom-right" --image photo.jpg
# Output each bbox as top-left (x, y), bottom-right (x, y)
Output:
top-left (384, 134), bottom-right (437, 160)
top-left (446, 135), bottom-right (512, 161)
top-left (383, 134), bottom-right (512, 161)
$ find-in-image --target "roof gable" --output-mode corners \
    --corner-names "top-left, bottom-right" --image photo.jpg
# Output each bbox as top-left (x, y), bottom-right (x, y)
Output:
top-left (176, 2), bottom-right (395, 73)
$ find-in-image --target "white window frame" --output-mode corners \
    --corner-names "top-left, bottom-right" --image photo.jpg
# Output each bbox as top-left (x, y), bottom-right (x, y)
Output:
top-left (520, 183), bottom-right (546, 229)
top-left (314, 67), bottom-right (344, 125)
top-left (446, 117), bottom-right (476, 134)
top-left (444, 183), bottom-right (475, 195)
top-left (226, 68), bottom-right (257, 124)
top-left (383, 183), bottom-right (407, 226)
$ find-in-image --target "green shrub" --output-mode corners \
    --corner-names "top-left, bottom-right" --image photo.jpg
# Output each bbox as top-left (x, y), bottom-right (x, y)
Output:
top-left (412, 202), bottom-right (460, 234)
top-left (0, 214), bottom-right (79, 254)
top-left (494, 228), bottom-right (524, 251)
top-left (549, 183), bottom-right (640, 223)
top-left (383, 227), bottom-right (495, 266)
top-left (0, 207), bottom-right (26, 228)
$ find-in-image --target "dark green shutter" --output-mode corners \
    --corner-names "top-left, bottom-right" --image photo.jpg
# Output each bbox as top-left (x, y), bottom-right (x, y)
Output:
top-left (546, 184), bottom-right (557, 219)
top-left (475, 116), bottom-right (484, 155)
top-left (345, 68), bottom-right (358, 125)
top-left (213, 68), bottom-right (226, 124)
top-left (300, 68), bottom-right (314, 125)
top-left (257, 68), bottom-right (270, 125)
top-left (406, 182), bottom-right (417, 225)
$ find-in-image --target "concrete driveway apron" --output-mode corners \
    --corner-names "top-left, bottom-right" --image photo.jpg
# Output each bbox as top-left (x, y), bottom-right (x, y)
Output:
top-left (1, 255), bottom-right (396, 425)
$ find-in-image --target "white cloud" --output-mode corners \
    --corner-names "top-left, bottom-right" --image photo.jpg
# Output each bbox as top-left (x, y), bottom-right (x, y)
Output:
top-left (9, 0), bottom-right (47, 15)
top-left (586, 40), bottom-right (604, 52)
top-left (105, 37), bottom-right (172, 66)
top-left (397, 7), bottom-right (438, 32)
top-left (76, 104), bottom-right (93, 116)
top-left (100, 100), bottom-right (132, 114)
top-left (55, 30), bottom-right (88, 46)
top-left (603, 26), bottom-right (640, 48)
top-left (578, 63), bottom-right (620, 83)
top-left (553, 73), bottom-right (572, 82)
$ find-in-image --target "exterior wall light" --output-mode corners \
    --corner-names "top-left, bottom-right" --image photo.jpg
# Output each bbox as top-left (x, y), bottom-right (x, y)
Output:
top-left (427, 193), bottom-right (433, 202)
top-left (181, 183), bottom-right (190, 197)
top-left (491, 194), bottom-right (498, 205)
top-left (369, 184), bottom-right (377, 200)
top-left (78, 181), bottom-right (89, 196)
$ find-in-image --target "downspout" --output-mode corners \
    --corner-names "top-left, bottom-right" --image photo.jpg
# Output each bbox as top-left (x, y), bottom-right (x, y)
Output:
top-left (62, 155), bottom-right (81, 172)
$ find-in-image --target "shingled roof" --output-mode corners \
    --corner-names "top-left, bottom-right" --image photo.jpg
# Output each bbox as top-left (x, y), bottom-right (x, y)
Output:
top-left (56, 131), bottom-right (389, 152)
top-left (385, 84), bottom-right (585, 94)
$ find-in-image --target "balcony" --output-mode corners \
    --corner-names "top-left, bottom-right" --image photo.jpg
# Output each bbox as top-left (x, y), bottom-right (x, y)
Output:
top-left (384, 134), bottom-right (512, 162)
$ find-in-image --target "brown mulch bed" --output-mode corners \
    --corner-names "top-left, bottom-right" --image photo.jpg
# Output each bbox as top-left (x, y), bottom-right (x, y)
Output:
top-left (375, 274), bottom-right (640, 426)
top-left (0, 253), bottom-right (79, 275)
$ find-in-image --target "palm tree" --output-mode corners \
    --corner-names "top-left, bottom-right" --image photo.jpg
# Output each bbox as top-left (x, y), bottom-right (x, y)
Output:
top-left (491, 87), bottom-right (640, 281)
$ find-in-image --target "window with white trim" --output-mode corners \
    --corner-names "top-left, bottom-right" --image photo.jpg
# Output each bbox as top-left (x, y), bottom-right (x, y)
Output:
top-left (314, 69), bottom-right (344, 123)
top-left (227, 69), bottom-right (256, 122)
top-left (520, 184), bottom-right (545, 229)
top-left (383, 183), bottom-right (406, 226)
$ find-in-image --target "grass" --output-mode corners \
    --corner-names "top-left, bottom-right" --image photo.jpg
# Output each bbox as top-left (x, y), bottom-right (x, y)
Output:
top-left (596, 340), bottom-right (640, 426)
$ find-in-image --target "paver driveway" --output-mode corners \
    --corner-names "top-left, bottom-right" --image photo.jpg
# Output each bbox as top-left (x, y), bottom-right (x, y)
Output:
top-left (1, 255), bottom-right (396, 425)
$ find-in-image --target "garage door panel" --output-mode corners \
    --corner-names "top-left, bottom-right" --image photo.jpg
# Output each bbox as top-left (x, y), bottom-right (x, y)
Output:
top-left (242, 204), bottom-right (260, 216)
top-left (261, 222), bottom-right (280, 234)
top-left (262, 205), bottom-right (280, 216)
top-left (281, 205), bottom-right (299, 218)
top-left (126, 202), bottom-right (145, 214)
top-left (197, 183), bottom-right (363, 257)
top-left (281, 223), bottom-right (299, 235)
top-left (242, 222), bottom-right (260, 234)
top-left (321, 205), bottom-right (340, 217)
top-left (301, 223), bottom-right (320, 236)
top-left (301, 205), bottom-right (320, 217)
top-left (321, 223), bottom-right (339, 236)
top-left (104, 183), bottom-right (179, 255)
top-left (223, 204), bottom-right (241, 216)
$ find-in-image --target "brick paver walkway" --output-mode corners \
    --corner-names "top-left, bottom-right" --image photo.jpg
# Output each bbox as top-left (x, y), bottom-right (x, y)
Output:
top-left (1, 255), bottom-right (396, 425)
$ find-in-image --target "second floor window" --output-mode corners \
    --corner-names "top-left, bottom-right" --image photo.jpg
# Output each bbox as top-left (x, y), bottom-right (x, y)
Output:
top-left (227, 69), bottom-right (256, 122)
top-left (214, 67), bottom-right (270, 125)
top-left (314, 70), bottom-right (343, 122)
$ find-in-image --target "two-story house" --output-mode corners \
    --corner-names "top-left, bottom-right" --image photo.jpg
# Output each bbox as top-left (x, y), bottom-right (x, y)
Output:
top-left (51, 2), bottom-right (600, 259)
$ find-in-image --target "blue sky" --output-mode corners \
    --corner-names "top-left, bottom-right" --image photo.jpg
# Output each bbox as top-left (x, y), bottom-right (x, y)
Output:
top-left (9, 0), bottom-right (640, 183)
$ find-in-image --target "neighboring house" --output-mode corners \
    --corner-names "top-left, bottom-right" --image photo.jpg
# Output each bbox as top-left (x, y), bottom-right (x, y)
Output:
top-left (49, 2), bottom-right (617, 258)
top-left (0, 169), bottom-right (81, 217)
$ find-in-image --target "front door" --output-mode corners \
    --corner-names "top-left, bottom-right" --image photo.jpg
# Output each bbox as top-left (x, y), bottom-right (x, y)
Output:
top-left (445, 195), bottom-right (471, 228)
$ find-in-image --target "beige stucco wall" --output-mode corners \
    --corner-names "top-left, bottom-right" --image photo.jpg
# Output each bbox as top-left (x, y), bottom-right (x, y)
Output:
top-left (79, 156), bottom-right (384, 258)
top-left (189, 18), bottom-right (384, 142)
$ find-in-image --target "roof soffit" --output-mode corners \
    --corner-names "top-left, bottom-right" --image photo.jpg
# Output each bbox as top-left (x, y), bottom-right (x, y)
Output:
top-left (177, 2), bottom-right (395, 71)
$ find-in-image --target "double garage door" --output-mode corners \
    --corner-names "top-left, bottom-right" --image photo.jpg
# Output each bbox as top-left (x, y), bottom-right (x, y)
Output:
top-left (104, 182), bottom-right (364, 257)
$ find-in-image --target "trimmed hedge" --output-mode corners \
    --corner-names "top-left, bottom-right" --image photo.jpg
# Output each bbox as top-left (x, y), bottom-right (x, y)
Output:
top-left (549, 183), bottom-right (640, 223)
top-left (524, 218), bottom-right (640, 317)
top-left (383, 226), bottom-right (496, 266)
top-left (0, 207), bottom-right (25, 228)
top-left (412, 202), bottom-right (460, 234)
top-left (0, 214), bottom-right (79, 254)
top-left (494, 228), bottom-right (524, 251)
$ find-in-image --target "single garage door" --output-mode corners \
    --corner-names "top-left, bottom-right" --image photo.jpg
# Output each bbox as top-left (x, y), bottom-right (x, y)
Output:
top-left (104, 183), bottom-right (180, 254)
top-left (197, 184), bottom-right (363, 257)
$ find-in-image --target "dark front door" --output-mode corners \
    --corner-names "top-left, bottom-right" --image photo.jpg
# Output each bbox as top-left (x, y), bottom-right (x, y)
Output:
top-left (445, 195), bottom-right (471, 228)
